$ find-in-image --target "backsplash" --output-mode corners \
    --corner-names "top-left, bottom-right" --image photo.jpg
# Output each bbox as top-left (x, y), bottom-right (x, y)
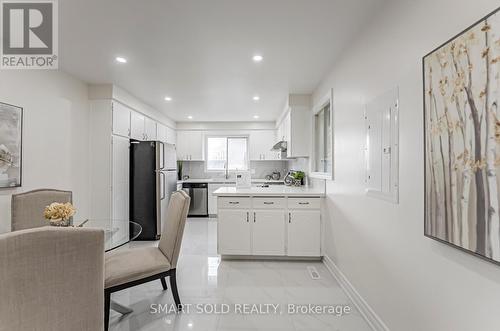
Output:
top-left (180, 161), bottom-right (290, 180)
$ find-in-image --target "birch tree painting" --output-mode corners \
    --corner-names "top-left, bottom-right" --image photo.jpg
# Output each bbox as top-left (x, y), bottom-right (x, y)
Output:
top-left (424, 8), bottom-right (500, 263)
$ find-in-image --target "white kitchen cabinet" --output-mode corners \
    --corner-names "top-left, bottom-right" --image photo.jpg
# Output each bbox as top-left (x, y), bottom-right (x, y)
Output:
top-left (208, 183), bottom-right (228, 215)
top-left (276, 95), bottom-right (311, 158)
top-left (176, 131), bottom-right (204, 160)
top-left (218, 209), bottom-right (251, 255)
top-left (250, 130), bottom-right (280, 160)
top-left (166, 127), bottom-right (176, 145)
top-left (130, 111), bottom-right (146, 140)
top-left (89, 100), bottom-right (129, 239)
top-left (157, 123), bottom-right (167, 142)
top-left (252, 210), bottom-right (285, 255)
top-left (112, 102), bottom-right (131, 137)
top-left (144, 117), bottom-right (157, 140)
top-left (216, 195), bottom-right (321, 258)
top-left (287, 210), bottom-right (321, 257)
top-left (112, 135), bottom-right (130, 239)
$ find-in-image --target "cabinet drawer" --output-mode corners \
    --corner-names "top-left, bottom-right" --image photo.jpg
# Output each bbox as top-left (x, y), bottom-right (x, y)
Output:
top-left (253, 197), bottom-right (285, 209)
top-left (218, 197), bottom-right (251, 209)
top-left (288, 198), bottom-right (321, 209)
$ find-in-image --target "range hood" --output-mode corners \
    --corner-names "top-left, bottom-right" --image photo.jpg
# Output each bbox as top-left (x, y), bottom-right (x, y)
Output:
top-left (271, 140), bottom-right (287, 152)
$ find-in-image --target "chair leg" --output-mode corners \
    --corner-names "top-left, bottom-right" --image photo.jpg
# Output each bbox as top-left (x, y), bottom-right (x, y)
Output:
top-left (161, 277), bottom-right (168, 290)
top-left (104, 290), bottom-right (111, 331)
top-left (169, 269), bottom-right (181, 310)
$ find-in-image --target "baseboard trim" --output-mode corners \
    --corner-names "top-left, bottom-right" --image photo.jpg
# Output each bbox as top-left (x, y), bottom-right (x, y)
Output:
top-left (323, 255), bottom-right (390, 331)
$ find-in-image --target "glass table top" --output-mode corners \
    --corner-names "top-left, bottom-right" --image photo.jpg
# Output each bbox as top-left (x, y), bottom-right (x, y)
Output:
top-left (74, 219), bottom-right (142, 252)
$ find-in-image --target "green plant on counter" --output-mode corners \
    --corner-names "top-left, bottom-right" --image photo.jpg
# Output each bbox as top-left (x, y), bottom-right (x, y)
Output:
top-left (292, 171), bottom-right (305, 181)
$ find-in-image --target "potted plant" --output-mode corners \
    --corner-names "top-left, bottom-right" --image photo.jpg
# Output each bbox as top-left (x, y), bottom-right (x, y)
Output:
top-left (292, 171), bottom-right (305, 186)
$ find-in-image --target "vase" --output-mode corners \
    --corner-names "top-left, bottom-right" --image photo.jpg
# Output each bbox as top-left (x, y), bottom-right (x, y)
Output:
top-left (49, 219), bottom-right (70, 227)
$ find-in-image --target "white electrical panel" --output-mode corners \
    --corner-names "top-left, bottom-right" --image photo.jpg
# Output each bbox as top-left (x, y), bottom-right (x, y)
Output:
top-left (364, 88), bottom-right (399, 203)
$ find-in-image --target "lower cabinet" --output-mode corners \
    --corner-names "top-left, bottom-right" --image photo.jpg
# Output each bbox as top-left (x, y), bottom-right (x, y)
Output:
top-left (287, 210), bottom-right (321, 257)
top-left (217, 197), bottom-right (321, 257)
top-left (218, 209), bottom-right (251, 255)
top-left (252, 210), bottom-right (285, 256)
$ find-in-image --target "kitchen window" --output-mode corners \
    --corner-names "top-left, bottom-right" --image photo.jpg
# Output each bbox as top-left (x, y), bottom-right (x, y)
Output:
top-left (311, 88), bottom-right (334, 179)
top-left (206, 136), bottom-right (249, 171)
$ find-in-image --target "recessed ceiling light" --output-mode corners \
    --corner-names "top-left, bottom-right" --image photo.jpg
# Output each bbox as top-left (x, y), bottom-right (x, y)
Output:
top-left (252, 54), bottom-right (263, 62)
top-left (164, 96), bottom-right (172, 101)
top-left (187, 115), bottom-right (193, 119)
top-left (115, 57), bottom-right (127, 63)
top-left (253, 95), bottom-right (260, 101)
top-left (253, 115), bottom-right (260, 119)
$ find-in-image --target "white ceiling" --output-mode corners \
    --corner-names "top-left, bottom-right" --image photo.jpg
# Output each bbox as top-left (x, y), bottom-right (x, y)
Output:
top-left (59, 0), bottom-right (384, 122)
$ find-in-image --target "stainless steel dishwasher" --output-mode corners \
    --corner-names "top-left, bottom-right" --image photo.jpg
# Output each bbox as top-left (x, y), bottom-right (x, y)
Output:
top-left (182, 182), bottom-right (209, 217)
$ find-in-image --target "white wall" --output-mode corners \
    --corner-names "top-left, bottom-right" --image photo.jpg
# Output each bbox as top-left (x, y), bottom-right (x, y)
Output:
top-left (314, 0), bottom-right (500, 330)
top-left (0, 71), bottom-right (91, 233)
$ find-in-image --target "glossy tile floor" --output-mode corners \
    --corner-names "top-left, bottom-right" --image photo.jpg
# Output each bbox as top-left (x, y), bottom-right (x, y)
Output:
top-left (109, 218), bottom-right (372, 331)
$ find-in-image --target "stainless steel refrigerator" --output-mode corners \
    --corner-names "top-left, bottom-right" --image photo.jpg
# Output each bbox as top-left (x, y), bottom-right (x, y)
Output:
top-left (130, 140), bottom-right (177, 240)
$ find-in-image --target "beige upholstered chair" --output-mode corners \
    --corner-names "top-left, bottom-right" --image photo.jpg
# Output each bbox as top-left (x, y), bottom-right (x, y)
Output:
top-left (0, 227), bottom-right (105, 331)
top-left (11, 189), bottom-right (73, 231)
top-left (104, 190), bottom-right (190, 330)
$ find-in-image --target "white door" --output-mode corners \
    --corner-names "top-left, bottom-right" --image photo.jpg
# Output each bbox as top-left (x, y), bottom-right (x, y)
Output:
top-left (157, 123), bottom-right (167, 142)
top-left (176, 131), bottom-right (189, 160)
top-left (218, 209), bottom-right (251, 255)
top-left (249, 131), bottom-right (272, 160)
top-left (112, 102), bottom-right (130, 137)
top-left (252, 210), bottom-right (285, 255)
top-left (145, 117), bottom-right (157, 140)
top-left (188, 131), bottom-right (204, 160)
top-left (263, 131), bottom-right (278, 160)
top-left (130, 111), bottom-right (145, 140)
top-left (208, 184), bottom-right (228, 215)
top-left (287, 210), bottom-right (321, 256)
top-left (112, 136), bottom-right (130, 239)
top-left (166, 127), bottom-right (176, 145)
top-left (208, 184), bottom-right (218, 215)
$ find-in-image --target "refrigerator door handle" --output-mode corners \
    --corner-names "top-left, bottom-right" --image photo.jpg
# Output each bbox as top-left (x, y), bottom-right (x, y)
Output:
top-left (160, 172), bottom-right (166, 200)
top-left (159, 142), bottom-right (165, 170)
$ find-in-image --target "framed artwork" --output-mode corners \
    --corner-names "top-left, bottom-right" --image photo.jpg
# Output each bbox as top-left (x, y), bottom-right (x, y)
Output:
top-left (0, 102), bottom-right (23, 188)
top-left (424, 7), bottom-right (500, 264)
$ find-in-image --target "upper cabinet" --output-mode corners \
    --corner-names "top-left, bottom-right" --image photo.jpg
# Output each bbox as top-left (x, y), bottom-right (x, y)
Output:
top-left (166, 127), bottom-right (176, 145)
top-left (157, 123), bottom-right (177, 145)
top-left (112, 102), bottom-right (131, 137)
top-left (250, 130), bottom-right (281, 160)
top-left (144, 117), bottom-right (157, 140)
top-left (277, 95), bottom-right (311, 159)
top-left (157, 123), bottom-right (167, 142)
top-left (176, 131), bottom-right (204, 160)
top-left (130, 111), bottom-right (146, 140)
top-left (130, 111), bottom-right (163, 141)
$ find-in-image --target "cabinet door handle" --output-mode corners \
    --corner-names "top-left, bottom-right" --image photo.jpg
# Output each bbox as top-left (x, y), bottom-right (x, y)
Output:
top-left (228, 201), bottom-right (239, 205)
top-left (289, 212), bottom-right (291, 223)
top-left (246, 212), bottom-right (249, 222)
top-left (254, 212), bottom-right (256, 222)
top-left (298, 202), bottom-right (310, 205)
top-left (263, 202), bottom-right (274, 205)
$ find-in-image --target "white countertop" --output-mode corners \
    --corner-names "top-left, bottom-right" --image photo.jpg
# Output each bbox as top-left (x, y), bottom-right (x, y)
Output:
top-left (178, 178), bottom-right (284, 184)
top-left (213, 186), bottom-right (325, 197)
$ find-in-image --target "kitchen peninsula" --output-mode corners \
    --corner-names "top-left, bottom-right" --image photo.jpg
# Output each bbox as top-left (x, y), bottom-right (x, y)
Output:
top-left (213, 186), bottom-right (324, 259)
